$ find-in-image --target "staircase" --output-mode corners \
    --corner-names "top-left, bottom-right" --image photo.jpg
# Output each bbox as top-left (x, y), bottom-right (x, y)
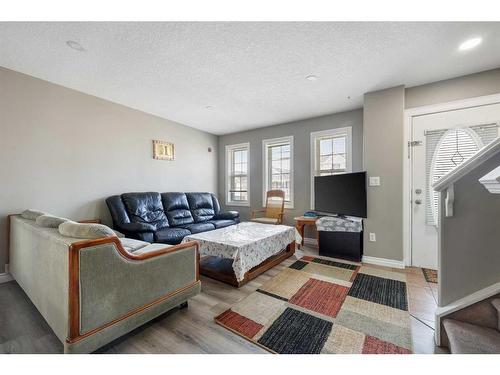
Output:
top-left (432, 137), bottom-right (500, 354)
top-left (442, 298), bottom-right (500, 353)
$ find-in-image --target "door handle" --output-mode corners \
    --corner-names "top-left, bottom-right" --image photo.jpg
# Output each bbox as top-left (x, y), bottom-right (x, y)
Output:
top-left (414, 199), bottom-right (422, 205)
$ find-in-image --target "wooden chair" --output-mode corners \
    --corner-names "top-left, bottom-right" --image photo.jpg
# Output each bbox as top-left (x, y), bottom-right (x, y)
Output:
top-left (251, 190), bottom-right (285, 225)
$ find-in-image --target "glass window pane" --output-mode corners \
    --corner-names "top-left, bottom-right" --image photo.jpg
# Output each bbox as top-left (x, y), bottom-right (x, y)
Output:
top-left (332, 154), bottom-right (346, 170)
top-left (320, 139), bottom-right (333, 155)
top-left (332, 137), bottom-right (346, 154)
top-left (234, 150), bottom-right (242, 163)
top-left (271, 146), bottom-right (281, 160)
top-left (231, 176), bottom-right (240, 189)
top-left (240, 177), bottom-right (247, 190)
top-left (281, 146), bottom-right (290, 159)
top-left (272, 160), bottom-right (282, 174)
top-left (320, 155), bottom-right (332, 171)
top-left (281, 159), bottom-right (290, 173)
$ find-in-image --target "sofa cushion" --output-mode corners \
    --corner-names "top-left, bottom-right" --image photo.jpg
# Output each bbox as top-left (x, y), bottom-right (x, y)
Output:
top-left (208, 219), bottom-right (237, 229)
top-left (180, 222), bottom-right (215, 234)
top-left (161, 192), bottom-right (194, 226)
top-left (35, 214), bottom-right (70, 228)
top-left (132, 243), bottom-right (172, 255)
top-left (154, 227), bottom-right (191, 245)
top-left (119, 238), bottom-right (149, 253)
top-left (211, 193), bottom-right (221, 213)
top-left (212, 211), bottom-right (239, 220)
top-left (122, 192), bottom-right (169, 230)
top-left (21, 209), bottom-right (46, 220)
top-left (186, 193), bottom-right (216, 222)
top-left (59, 221), bottom-right (116, 239)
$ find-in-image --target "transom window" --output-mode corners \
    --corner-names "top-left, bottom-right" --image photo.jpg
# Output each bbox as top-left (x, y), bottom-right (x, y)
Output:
top-left (310, 127), bottom-right (352, 208)
top-left (263, 136), bottom-right (294, 208)
top-left (225, 143), bottom-right (250, 206)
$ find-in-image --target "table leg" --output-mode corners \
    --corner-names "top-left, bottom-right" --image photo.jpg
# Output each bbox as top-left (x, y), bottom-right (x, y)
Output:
top-left (296, 223), bottom-right (305, 248)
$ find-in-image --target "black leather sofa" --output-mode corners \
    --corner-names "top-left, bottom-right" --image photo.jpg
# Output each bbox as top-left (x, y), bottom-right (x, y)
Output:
top-left (106, 192), bottom-right (240, 244)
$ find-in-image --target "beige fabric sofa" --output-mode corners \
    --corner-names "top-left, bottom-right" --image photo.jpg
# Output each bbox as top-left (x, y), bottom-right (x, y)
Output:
top-left (8, 214), bottom-right (200, 353)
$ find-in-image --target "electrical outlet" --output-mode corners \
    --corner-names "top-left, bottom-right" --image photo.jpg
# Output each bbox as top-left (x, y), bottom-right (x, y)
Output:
top-left (369, 176), bottom-right (381, 186)
top-left (369, 233), bottom-right (376, 242)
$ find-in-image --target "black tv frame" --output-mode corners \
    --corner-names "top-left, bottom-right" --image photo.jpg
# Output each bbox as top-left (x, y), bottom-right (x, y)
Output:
top-left (314, 171), bottom-right (367, 218)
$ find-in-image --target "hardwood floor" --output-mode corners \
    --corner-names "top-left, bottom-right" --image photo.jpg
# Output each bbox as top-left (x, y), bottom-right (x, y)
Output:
top-left (0, 247), bottom-right (446, 354)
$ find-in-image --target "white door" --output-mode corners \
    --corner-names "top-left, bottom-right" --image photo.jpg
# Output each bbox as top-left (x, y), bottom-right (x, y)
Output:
top-left (410, 104), bottom-right (500, 269)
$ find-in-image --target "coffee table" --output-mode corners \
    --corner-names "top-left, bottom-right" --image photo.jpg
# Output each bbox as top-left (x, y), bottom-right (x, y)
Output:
top-left (182, 222), bottom-right (296, 287)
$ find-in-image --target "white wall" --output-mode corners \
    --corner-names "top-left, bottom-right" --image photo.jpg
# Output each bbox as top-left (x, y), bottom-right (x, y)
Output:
top-left (0, 67), bottom-right (218, 272)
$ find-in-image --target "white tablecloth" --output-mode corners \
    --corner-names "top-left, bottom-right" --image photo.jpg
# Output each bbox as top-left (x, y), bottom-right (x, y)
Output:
top-left (182, 222), bottom-right (296, 281)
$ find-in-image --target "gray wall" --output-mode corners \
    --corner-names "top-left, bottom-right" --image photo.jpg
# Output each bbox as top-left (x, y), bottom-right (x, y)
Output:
top-left (439, 152), bottom-right (500, 306)
top-left (217, 109), bottom-right (363, 234)
top-left (406, 68), bottom-right (500, 109)
top-left (359, 68), bottom-right (500, 264)
top-left (0, 67), bottom-right (218, 272)
top-left (363, 86), bottom-right (405, 261)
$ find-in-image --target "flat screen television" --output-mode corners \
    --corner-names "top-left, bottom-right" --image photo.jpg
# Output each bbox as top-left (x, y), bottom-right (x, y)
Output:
top-left (314, 172), bottom-right (367, 218)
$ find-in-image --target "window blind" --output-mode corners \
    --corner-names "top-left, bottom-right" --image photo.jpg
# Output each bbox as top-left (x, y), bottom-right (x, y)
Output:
top-left (424, 123), bottom-right (498, 225)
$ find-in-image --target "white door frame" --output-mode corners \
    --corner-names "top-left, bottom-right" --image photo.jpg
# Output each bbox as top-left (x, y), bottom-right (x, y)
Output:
top-left (403, 93), bottom-right (500, 266)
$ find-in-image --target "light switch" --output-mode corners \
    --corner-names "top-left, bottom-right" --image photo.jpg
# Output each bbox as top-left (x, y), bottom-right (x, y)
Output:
top-left (369, 176), bottom-right (381, 186)
top-left (369, 233), bottom-right (376, 242)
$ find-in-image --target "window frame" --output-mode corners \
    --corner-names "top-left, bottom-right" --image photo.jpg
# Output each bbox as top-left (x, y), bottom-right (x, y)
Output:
top-left (225, 142), bottom-right (250, 207)
top-left (310, 127), bottom-right (352, 209)
top-left (262, 135), bottom-right (294, 209)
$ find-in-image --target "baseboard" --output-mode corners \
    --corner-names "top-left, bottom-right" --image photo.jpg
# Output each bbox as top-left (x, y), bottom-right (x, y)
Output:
top-left (0, 272), bottom-right (13, 284)
top-left (303, 237), bottom-right (318, 247)
top-left (362, 255), bottom-right (405, 269)
top-left (434, 280), bottom-right (500, 346)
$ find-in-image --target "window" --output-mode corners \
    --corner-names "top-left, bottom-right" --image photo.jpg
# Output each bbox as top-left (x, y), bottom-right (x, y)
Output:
top-left (427, 128), bottom-right (483, 225)
top-left (310, 127), bottom-right (352, 209)
top-left (225, 143), bottom-right (250, 206)
top-left (263, 136), bottom-right (294, 208)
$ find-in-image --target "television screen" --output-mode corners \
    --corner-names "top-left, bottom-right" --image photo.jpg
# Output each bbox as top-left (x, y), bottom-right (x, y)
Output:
top-left (314, 172), bottom-right (367, 218)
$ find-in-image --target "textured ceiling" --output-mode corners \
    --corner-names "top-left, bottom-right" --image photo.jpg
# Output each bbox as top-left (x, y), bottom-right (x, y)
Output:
top-left (1, 22), bottom-right (500, 135)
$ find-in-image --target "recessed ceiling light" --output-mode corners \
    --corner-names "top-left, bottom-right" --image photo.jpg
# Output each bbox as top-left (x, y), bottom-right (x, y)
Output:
top-left (66, 40), bottom-right (85, 52)
top-left (458, 37), bottom-right (482, 51)
top-left (305, 75), bottom-right (318, 81)
top-left (205, 105), bottom-right (214, 110)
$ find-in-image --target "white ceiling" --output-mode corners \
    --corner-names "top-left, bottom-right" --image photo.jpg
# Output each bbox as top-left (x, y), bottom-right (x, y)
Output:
top-left (1, 22), bottom-right (500, 135)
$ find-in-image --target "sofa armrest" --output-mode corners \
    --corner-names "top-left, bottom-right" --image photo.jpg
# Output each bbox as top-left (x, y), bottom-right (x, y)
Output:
top-left (67, 238), bottom-right (199, 342)
top-left (213, 211), bottom-right (239, 220)
top-left (117, 222), bottom-right (156, 233)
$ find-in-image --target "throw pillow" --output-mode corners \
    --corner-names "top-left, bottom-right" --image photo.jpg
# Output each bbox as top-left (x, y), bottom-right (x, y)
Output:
top-left (21, 209), bottom-right (46, 220)
top-left (59, 221), bottom-right (116, 239)
top-left (36, 214), bottom-right (70, 228)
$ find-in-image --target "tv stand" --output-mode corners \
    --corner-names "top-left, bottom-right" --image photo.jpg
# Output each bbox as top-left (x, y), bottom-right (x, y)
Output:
top-left (317, 216), bottom-right (363, 262)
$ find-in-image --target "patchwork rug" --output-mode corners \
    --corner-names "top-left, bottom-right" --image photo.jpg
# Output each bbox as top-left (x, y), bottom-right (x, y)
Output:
top-left (422, 268), bottom-right (438, 284)
top-left (215, 256), bottom-right (412, 354)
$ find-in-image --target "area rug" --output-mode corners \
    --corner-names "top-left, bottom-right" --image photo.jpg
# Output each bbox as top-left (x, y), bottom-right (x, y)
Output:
top-left (215, 256), bottom-right (412, 354)
top-left (422, 268), bottom-right (438, 284)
